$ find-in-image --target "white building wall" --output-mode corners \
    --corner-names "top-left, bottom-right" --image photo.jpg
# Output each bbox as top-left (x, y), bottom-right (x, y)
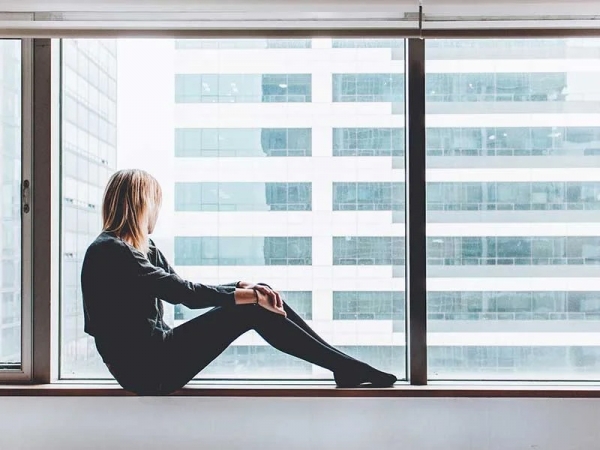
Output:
top-left (164, 38), bottom-right (600, 378)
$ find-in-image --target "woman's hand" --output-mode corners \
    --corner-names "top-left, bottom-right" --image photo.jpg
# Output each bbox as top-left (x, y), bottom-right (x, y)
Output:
top-left (256, 289), bottom-right (286, 317)
top-left (254, 284), bottom-right (283, 308)
top-left (238, 281), bottom-right (283, 308)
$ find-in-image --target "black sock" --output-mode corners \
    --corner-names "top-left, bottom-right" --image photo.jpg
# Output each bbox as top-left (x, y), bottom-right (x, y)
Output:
top-left (334, 363), bottom-right (397, 388)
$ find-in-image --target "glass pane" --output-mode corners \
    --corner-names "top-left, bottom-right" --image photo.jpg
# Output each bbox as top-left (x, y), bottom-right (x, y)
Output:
top-left (426, 38), bottom-right (600, 381)
top-left (0, 40), bottom-right (21, 369)
top-left (60, 38), bottom-right (406, 381)
top-left (60, 39), bottom-right (117, 378)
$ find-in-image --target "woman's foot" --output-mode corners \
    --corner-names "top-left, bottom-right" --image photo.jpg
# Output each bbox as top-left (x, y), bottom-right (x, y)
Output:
top-left (334, 365), bottom-right (397, 388)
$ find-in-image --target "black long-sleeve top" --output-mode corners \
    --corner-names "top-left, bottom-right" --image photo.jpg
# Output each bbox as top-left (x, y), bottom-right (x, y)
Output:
top-left (81, 231), bottom-right (237, 364)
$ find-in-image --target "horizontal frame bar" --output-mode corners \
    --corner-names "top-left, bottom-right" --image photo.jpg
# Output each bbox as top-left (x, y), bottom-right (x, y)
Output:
top-left (0, 27), bottom-right (419, 39)
top-left (3, 26), bottom-right (600, 39)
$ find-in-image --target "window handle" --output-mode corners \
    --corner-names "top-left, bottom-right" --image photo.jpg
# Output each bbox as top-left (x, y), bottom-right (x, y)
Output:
top-left (22, 179), bottom-right (30, 214)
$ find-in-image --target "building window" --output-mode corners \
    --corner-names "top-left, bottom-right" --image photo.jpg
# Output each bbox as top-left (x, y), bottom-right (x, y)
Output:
top-left (333, 182), bottom-right (404, 211)
top-left (426, 73), bottom-right (567, 102)
top-left (427, 236), bottom-right (600, 265)
top-left (428, 291), bottom-right (600, 320)
top-left (281, 291), bottom-right (313, 320)
top-left (201, 346), bottom-right (313, 376)
top-left (175, 74), bottom-right (312, 103)
top-left (175, 128), bottom-right (312, 157)
top-left (333, 128), bottom-right (404, 157)
top-left (332, 74), bottom-right (404, 102)
top-left (174, 237), bottom-right (312, 266)
top-left (261, 74), bottom-right (312, 102)
top-left (427, 182), bottom-right (600, 211)
top-left (429, 346), bottom-right (600, 376)
top-left (337, 346), bottom-right (405, 375)
top-left (175, 290), bottom-right (312, 322)
top-left (333, 292), bottom-right (404, 320)
top-left (175, 182), bottom-right (312, 211)
top-left (426, 127), bottom-right (600, 157)
top-left (333, 237), bottom-right (405, 265)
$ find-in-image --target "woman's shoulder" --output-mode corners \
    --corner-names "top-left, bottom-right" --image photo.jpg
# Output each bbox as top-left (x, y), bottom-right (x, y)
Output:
top-left (85, 232), bottom-right (132, 260)
top-left (81, 233), bottom-right (129, 280)
top-left (91, 231), bottom-right (125, 247)
top-left (86, 232), bottom-right (155, 267)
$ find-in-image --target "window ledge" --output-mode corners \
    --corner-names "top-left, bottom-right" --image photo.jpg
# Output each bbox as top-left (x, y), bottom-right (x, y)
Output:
top-left (2, 383), bottom-right (600, 397)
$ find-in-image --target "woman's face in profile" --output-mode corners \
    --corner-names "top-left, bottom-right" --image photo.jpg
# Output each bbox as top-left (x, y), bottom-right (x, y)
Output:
top-left (147, 201), bottom-right (161, 234)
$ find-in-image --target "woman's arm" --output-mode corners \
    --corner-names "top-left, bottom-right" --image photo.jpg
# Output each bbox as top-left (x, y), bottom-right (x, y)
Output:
top-left (132, 247), bottom-right (276, 308)
top-left (153, 245), bottom-right (241, 291)
top-left (147, 243), bottom-right (278, 308)
top-left (124, 243), bottom-right (237, 309)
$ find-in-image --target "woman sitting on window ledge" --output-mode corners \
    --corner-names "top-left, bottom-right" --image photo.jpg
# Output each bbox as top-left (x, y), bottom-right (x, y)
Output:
top-left (81, 169), bottom-right (397, 395)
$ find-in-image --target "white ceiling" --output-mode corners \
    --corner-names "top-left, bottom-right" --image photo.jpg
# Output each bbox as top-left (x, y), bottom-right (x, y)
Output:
top-left (0, 0), bottom-right (419, 13)
top-left (423, 0), bottom-right (600, 17)
top-left (1, 0), bottom-right (598, 16)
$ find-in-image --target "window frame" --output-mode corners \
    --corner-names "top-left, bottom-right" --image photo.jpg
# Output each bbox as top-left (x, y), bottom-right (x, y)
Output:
top-left (5, 29), bottom-right (600, 392)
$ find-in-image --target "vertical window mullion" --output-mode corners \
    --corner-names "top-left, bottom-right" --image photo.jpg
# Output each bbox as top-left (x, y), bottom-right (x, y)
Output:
top-left (405, 38), bottom-right (427, 385)
top-left (20, 38), bottom-right (34, 381)
top-left (31, 39), bottom-right (54, 383)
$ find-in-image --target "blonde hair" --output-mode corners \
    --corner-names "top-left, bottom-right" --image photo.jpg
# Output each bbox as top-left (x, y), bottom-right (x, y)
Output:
top-left (102, 169), bottom-right (162, 254)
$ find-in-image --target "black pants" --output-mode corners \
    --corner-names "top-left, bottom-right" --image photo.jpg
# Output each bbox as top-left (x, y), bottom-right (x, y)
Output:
top-left (111, 302), bottom-right (361, 395)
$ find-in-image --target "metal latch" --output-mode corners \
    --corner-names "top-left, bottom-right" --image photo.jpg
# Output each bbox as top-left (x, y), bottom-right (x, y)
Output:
top-left (22, 180), bottom-right (30, 214)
